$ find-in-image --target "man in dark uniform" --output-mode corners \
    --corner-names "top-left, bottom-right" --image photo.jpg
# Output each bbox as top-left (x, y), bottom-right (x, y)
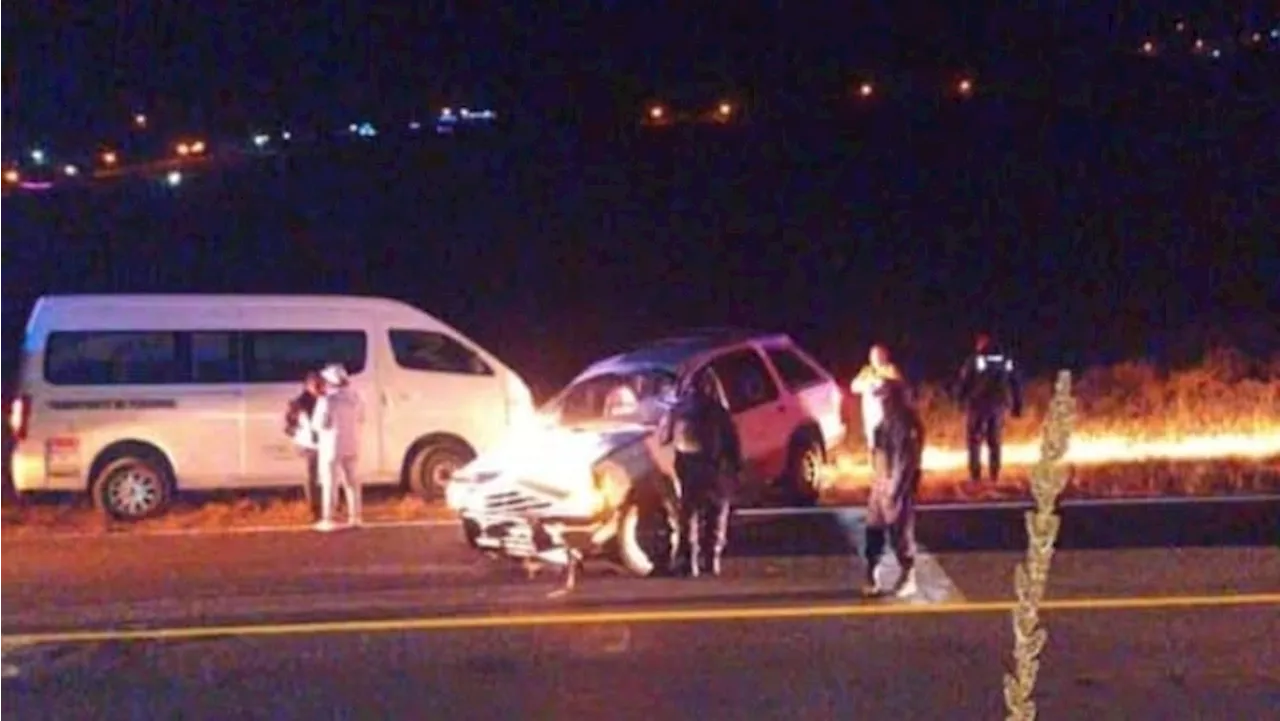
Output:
top-left (862, 379), bottom-right (925, 598)
top-left (284, 371), bottom-right (325, 521)
top-left (953, 332), bottom-right (1023, 483)
top-left (660, 367), bottom-right (743, 578)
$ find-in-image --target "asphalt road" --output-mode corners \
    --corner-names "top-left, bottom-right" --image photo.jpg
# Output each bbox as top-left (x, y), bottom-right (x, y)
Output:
top-left (3, 501), bottom-right (1278, 719)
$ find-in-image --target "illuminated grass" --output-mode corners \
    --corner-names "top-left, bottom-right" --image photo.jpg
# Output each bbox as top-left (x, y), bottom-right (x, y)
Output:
top-left (908, 347), bottom-right (1280, 448)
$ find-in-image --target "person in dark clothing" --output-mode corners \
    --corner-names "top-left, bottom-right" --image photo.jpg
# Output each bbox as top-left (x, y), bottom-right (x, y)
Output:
top-left (952, 332), bottom-right (1023, 483)
top-left (862, 379), bottom-right (926, 598)
top-left (284, 371), bottom-right (325, 521)
top-left (659, 367), bottom-right (743, 578)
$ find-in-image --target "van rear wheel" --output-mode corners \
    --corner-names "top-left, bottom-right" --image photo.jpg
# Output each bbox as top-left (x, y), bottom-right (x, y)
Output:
top-left (92, 455), bottom-right (173, 521)
top-left (407, 440), bottom-right (476, 502)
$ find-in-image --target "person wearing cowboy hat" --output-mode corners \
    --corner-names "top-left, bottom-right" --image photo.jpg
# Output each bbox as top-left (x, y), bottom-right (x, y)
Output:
top-left (312, 362), bottom-right (366, 531)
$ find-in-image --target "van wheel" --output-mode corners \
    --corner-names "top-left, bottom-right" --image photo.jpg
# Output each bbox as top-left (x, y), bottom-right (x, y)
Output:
top-left (616, 499), bottom-right (674, 577)
top-left (407, 440), bottom-right (475, 502)
top-left (92, 455), bottom-right (173, 521)
top-left (783, 436), bottom-right (824, 507)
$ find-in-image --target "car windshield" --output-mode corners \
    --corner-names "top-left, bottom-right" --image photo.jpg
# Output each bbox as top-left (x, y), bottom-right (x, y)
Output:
top-left (544, 368), bottom-right (679, 427)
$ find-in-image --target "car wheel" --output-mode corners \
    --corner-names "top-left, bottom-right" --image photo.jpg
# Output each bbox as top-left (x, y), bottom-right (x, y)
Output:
top-left (92, 455), bottom-right (173, 521)
top-left (616, 499), bottom-right (674, 577)
top-left (784, 436), bottom-right (824, 506)
top-left (408, 440), bottom-right (476, 502)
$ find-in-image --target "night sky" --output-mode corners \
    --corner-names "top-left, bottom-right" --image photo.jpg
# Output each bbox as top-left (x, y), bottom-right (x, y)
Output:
top-left (3, 3), bottom-right (1278, 396)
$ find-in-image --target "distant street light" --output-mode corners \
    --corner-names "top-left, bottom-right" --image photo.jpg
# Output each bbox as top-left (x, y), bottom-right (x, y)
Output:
top-left (648, 105), bottom-right (665, 121)
top-left (176, 143), bottom-right (191, 156)
top-left (717, 101), bottom-right (733, 118)
top-left (957, 78), bottom-right (974, 96)
top-left (30, 149), bottom-right (46, 165)
top-left (3, 169), bottom-right (19, 184)
top-left (1141, 40), bottom-right (1155, 55)
top-left (134, 113), bottom-right (148, 128)
top-left (166, 171), bottom-right (182, 187)
top-left (858, 82), bottom-right (874, 98)
top-left (101, 151), bottom-right (118, 166)
top-left (63, 164), bottom-right (79, 177)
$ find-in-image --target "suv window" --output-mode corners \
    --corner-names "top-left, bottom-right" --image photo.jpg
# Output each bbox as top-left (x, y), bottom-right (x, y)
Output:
top-left (709, 348), bottom-right (780, 413)
top-left (765, 346), bottom-right (824, 391)
top-left (45, 331), bottom-right (184, 386)
top-left (244, 330), bottom-right (367, 383)
top-left (389, 330), bottom-right (493, 376)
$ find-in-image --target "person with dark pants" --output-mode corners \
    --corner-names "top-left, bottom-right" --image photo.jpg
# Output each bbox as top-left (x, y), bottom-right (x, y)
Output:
top-left (862, 380), bottom-right (925, 598)
top-left (660, 368), bottom-right (743, 578)
top-left (284, 371), bottom-right (324, 521)
top-left (953, 332), bottom-right (1023, 483)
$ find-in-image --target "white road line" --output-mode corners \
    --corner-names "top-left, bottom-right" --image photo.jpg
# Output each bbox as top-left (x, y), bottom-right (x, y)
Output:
top-left (736, 493), bottom-right (1280, 516)
top-left (4, 494), bottom-right (1275, 541)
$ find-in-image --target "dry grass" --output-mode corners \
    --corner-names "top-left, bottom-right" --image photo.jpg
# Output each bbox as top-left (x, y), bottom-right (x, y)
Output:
top-left (0, 488), bottom-right (453, 539)
top-left (907, 346), bottom-right (1280, 448)
top-left (820, 453), bottom-right (1280, 506)
top-left (3, 347), bottom-right (1277, 536)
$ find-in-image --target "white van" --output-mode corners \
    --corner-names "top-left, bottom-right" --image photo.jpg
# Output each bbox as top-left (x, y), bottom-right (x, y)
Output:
top-left (6, 294), bottom-right (534, 521)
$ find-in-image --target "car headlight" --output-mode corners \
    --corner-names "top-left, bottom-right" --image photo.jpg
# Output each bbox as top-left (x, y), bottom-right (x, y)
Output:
top-left (444, 480), bottom-right (473, 511)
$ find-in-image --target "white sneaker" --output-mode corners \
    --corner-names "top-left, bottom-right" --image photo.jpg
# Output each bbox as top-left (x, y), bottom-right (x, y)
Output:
top-left (893, 568), bottom-right (919, 598)
top-left (313, 519), bottom-right (339, 533)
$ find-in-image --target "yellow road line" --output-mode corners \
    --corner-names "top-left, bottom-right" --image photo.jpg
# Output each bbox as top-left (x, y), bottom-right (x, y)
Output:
top-left (4, 592), bottom-right (1278, 647)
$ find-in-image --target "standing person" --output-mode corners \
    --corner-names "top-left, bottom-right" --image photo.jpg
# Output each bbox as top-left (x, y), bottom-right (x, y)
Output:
top-left (953, 332), bottom-right (1023, 483)
top-left (659, 367), bottom-right (743, 578)
top-left (862, 379), bottom-right (925, 598)
top-left (284, 371), bottom-right (325, 522)
top-left (313, 363), bottom-right (366, 531)
top-left (849, 344), bottom-right (904, 465)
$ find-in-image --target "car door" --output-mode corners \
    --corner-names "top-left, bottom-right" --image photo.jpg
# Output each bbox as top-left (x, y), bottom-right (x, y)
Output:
top-left (378, 328), bottom-right (504, 478)
top-left (706, 347), bottom-right (793, 490)
top-left (762, 343), bottom-right (844, 450)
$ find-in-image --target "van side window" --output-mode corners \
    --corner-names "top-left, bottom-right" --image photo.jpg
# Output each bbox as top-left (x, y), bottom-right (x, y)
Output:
top-left (765, 347), bottom-right (824, 391)
top-left (244, 331), bottom-right (368, 384)
top-left (709, 348), bottom-right (780, 414)
top-left (190, 332), bottom-right (241, 384)
top-left (389, 330), bottom-right (493, 376)
top-left (45, 332), bottom-right (184, 386)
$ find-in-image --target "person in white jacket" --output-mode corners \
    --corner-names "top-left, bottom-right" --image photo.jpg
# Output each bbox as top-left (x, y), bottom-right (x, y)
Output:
top-left (313, 363), bottom-right (366, 531)
top-left (849, 344), bottom-right (904, 466)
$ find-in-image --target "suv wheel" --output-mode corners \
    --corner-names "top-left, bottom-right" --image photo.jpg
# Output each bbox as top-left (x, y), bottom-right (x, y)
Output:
top-left (615, 500), bottom-right (674, 577)
top-left (783, 436), bottom-right (824, 506)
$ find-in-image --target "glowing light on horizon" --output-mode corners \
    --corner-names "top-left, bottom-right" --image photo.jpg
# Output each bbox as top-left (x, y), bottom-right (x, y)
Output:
top-left (827, 430), bottom-right (1280, 481)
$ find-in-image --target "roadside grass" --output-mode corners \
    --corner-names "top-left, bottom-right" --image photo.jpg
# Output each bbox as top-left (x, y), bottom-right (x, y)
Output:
top-left (820, 453), bottom-right (1280, 505)
top-left (910, 347), bottom-right (1280, 448)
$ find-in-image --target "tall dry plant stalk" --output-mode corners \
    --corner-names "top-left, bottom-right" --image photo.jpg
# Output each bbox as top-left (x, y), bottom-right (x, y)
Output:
top-left (1003, 370), bottom-right (1076, 721)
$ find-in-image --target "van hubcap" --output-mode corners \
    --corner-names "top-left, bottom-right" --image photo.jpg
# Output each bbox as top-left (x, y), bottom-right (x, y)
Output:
top-left (107, 468), bottom-right (164, 518)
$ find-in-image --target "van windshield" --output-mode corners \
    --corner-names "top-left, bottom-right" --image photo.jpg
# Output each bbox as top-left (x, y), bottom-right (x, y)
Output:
top-left (543, 369), bottom-right (679, 427)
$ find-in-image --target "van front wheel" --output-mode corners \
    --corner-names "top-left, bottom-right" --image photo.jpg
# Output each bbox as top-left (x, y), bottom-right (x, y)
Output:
top-left (407, 440), bottom-right (476, 502)
top-left (92, 455), bottom-right (173, 521)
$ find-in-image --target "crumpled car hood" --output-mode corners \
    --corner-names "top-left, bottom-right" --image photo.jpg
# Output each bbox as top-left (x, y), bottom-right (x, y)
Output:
top-left (460, 420), bottom-right (654, 481)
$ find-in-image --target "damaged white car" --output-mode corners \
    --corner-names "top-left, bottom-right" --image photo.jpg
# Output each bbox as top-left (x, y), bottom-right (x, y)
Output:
top-left (445, 329), bottom-right (847, 577)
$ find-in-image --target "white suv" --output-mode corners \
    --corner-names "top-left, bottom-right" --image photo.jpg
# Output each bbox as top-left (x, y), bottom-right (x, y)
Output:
top-left (445, 329), bottom-right (847, 576)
